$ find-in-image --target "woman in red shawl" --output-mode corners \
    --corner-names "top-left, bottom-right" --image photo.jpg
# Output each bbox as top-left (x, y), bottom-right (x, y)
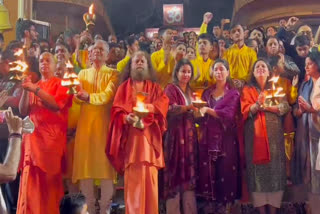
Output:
top-left (241, 59), bottom-right (290, 214)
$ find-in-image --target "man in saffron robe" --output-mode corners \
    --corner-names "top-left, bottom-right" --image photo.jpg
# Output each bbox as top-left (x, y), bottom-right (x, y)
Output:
top-left (17, 52), bottom-right (72, 214)
top-left (106, 51), bottom-right (169, 214)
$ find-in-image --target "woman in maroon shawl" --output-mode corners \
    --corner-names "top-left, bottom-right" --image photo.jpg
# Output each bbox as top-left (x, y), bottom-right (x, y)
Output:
top-left (162, 59), bottom-right (198, 214)
top-left (197, 59), bottom-right (241, 213)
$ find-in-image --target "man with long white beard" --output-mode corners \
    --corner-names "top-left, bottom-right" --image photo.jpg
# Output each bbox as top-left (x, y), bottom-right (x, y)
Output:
top-left (106, 51), bottom-right (169, 214)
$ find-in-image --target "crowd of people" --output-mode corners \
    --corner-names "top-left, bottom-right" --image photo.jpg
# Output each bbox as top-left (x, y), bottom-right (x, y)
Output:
top-left (0, 11), bottom-right (320, 214)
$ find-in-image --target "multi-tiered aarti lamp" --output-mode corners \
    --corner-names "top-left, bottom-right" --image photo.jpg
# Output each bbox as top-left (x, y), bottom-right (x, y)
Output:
top-left (9, 49), bottom-right (28, 81)
top-left (263, 76), bottom-right (286, 107)
top-left (61, 61), bottom-right (80, 94)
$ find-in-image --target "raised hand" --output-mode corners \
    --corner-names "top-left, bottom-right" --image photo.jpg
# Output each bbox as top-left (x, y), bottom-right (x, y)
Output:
top-left (221, 18), bottom-right (230, 26)
top-left (203, 12), bottom-right (213, 24)
top-left (286, 17), bottom-right (299, 29)
top-left (292, 75), bottom-right (299, 87)
top-left (5, 107), bottom-right (23, 134)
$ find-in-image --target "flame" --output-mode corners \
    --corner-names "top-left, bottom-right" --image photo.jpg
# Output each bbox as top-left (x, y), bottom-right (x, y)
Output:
top-left (89, 4), bottom-right (94, 15)
top-left (265, 75), bottom-right (286, 99)
top-left (135, 100), bottom-right (148, 112)
top-left (61, 80), bottom-right (72, 86)
top-left (9, 60), bottom-right (28, 72)
top-left (73, 79), bottom-right (80, 85)
top-left (274, 87), bottom-right (285, 97)
top-left (62, 71), bottom-right (79, 86)
top-left (14, 49), bottom-right (23, 57)
top-left (66, 60), bottom-right (74, 68)
top-left (63, 72), bottom-right (70, 79)
top-left (193, 92), bottom-right (205, 103)
top-left (268, 76), bottom-right (280, 84)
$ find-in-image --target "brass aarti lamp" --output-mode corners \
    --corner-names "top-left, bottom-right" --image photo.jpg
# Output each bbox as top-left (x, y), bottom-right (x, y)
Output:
top-left (132, 92), bottom-right (149, 130)
top-left (83, 4), bottom-right (96, 31)
top-left (192, 92), bottom-right (207, 117)
top-left (264, 76), bottom-right (285, 107)
top-left (61, 61), bottom-right (80, 94)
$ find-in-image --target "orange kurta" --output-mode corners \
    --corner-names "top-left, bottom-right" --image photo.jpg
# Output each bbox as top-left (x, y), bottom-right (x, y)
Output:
top-left (106, 79), bottom-right (169, 214)
top-left (17, 77), bottom-right (72, 214)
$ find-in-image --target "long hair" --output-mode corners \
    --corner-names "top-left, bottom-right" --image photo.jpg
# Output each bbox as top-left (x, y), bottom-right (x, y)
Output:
top-left (172, 58), bottom-right (194, 95)
top-left (212, 59), bottom-right (235, 88)
top-left (248, 58), bottom-right (272, 90)
top-left (120, 51), bottom-right (157, 84)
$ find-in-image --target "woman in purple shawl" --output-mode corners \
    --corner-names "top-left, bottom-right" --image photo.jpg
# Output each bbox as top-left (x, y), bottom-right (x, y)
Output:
top-left (197, 59), bottom-right (241, 213)
top-left (163, 59), bottom-right (198, 214)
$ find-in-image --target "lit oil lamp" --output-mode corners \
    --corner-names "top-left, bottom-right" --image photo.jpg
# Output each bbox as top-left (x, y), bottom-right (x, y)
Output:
top-left (192, 92), bottom-right (207, 117)
top-left (61, 61), bottom-right (80, 94)
top-left (264, 76), bottom-right (286, 107)
top-left (83, 4), bottom-right (96, 31)
top-left (132, 93), bottom-right (149, 130)
top-left (9, 48), bottom-right (28, 81)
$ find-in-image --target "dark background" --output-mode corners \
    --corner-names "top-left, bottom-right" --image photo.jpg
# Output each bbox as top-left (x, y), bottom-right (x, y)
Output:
top-left (103, 0), bottom-right (235, 38)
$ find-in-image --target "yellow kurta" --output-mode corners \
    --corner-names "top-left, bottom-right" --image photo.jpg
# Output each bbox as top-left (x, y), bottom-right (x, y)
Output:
top-left (277, 77), bottom-right (298, 105)
top-left (277, 77), bottom-right (298, 161)
top-left (151, 48), bottom-right (175, 88)
top-left (190, 56), bottom-right (215, 91)
top-left (117, 56), bottom-right (131, 72)
top-left (223, 44), bottom-right (257, 82)
top-left (72, 65), bottom-right (118, 183)
top-left (64, 100), bottom-right (81, 179)
top-left (196, 22), bottom-right (208, 57)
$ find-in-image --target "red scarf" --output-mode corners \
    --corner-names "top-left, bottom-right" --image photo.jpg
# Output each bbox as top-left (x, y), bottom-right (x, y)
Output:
top-left (241, 86), bottom-right (270, 164)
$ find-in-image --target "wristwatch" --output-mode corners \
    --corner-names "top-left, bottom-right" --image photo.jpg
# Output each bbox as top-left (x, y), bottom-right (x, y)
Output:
top-left (35, 87), bottom-right (41, 95)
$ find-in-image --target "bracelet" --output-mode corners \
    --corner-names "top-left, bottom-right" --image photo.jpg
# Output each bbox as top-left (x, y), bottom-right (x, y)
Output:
top-left (35, 87), bottom-right (41, 96)
top-left (8, 133), bottom-right (22, 140)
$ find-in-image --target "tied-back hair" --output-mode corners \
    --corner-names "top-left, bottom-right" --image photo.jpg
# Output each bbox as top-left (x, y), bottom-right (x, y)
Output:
top-left (120, 51), bottom-right (157, 84)
top-left (212, 59), bottom-right (235, 89)
top-left (248, 58), bottom-right (272, 90)
top-left (172, 58), bottom-right (194, 95)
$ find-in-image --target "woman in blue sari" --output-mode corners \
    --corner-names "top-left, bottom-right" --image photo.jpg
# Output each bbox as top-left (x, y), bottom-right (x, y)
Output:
top-left (291, 48), bottom-right (320, 214)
